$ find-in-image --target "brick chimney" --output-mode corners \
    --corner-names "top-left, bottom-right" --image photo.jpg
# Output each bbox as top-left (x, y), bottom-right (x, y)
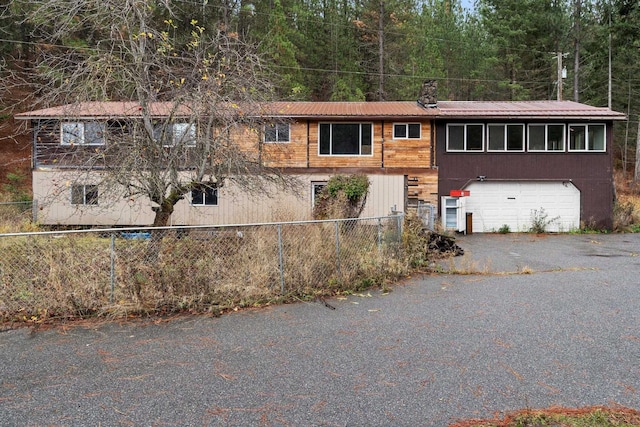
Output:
top-left (417, 80), bottom-right (438, 108)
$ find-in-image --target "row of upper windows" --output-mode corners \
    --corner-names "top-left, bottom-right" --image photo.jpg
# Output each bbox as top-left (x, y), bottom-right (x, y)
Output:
top-left (61, 122), bottom-right (196, 147)
top-left (58, 121), bottom-right (422, 149)
top-left (446, 123), bottom-right (606, 152)
top-left (58, 121), bottom-right (607, 156)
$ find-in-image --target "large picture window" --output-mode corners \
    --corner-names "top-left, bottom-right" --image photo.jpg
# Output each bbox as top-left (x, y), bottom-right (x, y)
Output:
top-left (528, 124), bottom-right (565, 151)
top-left (71, 185), bottom-right (98, 205)
top-left (487, 124), bottom-right (525, 151)
top-left (264, 123), bottom-right (290, 143)
top-left (569, 124), bottom-right (605, 152)
top-left (319, 123), bottom-right (372, 155)
top-left (61, 122), bottom-right (105, 146)
top-left (446, 124), bottom-right (484, 151)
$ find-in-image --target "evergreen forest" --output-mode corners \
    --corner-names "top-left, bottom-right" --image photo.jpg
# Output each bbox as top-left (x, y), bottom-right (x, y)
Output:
top-left (2, 0), bottom-right (640, 173)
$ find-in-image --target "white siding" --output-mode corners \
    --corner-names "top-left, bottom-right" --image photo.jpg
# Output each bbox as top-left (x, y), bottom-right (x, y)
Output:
top-left (464, 181), bottom-right (581, 232)
top-left (33, 171), bottom-right (406, 226)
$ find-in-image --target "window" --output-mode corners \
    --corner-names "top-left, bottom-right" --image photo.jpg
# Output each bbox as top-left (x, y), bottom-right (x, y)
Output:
top-left (61, 122), bottom-right (105, 145)
top-left (487, 124), bottom-right (525, 151)
top-left (569, 124), bottom-right (605, 152)
top-left (446, 124), bottom-right (484, 151)
top-left (311, 181), bottom-right (327, 208)
top-left (527, 124), bottom-right (565, 151)
top-left (71, 185), bottom-right (98, 205)
top-left (264, 123), bottom-right (290, 143)
top-left (191, 184), bottom-right (218, 206)
top-left (154, 122), bottom-right (196, 147)
top-left (173, 123), bottom-right (196, 146)
top-left (319, 123), bottom-right (373, 155)
top-left (393, 123), bottom-right (421, 139)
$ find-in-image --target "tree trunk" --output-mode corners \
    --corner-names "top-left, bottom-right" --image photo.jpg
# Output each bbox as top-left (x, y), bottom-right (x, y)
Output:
top-left (634, 117), bottom-right (640, 183)
top-left (573, 0), bottom-right (581, 102)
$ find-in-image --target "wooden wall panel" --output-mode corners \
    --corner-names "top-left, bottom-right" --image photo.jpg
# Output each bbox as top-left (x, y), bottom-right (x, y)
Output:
top-left (382, 122), bottom-right (432, 169)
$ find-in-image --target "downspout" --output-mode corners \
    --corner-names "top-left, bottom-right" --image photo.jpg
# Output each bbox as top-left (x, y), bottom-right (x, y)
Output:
top-left (306, 119), bottom-right (310, 168)
top-left (430, 120), bottom-right (436, 168)
top-left (381, 121), bottom-right (384, 168)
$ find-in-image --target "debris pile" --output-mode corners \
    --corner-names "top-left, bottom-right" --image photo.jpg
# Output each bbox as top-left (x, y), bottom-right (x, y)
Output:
top-left (427, 232), bottom-right (464, 256)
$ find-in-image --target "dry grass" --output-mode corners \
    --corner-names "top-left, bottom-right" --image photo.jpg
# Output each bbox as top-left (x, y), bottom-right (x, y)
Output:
top-left (0, 218), bottom-right (414, 326)
top-left (451, 405), bottom-right (640, 427)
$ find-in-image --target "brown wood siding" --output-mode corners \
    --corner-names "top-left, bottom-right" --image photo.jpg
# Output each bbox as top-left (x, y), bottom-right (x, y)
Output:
top-left (260, 121), bottom-right (308, 168)
top-left (383, 122), bottom-right (432, 168)
top-left (435, 121), bottom-right (615, 229)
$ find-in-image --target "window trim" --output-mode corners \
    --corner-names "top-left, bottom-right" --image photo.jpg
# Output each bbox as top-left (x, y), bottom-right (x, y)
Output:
top-left (71, 184), bottom-right (98, 206)
top-left (318, 122), bottom-right (374, 156)
top-left (190, 184), bottom-right (218, 206)
top-left (61, 121), bottom-right (105, 146)
top-left (568, 123), bottom-right (606, 152)
top-left (486, 123), bottom-right (525, 152)
top-left (446, 123), bottom-right (485, 152)
top-left (311, 181), bottom-right (327, 208)
top-left (527, 123), bottom-right (566, 152)
top-left (392, 123), bottom-right (421, 140)
top-left (264, 123), bottom-right (291, 143)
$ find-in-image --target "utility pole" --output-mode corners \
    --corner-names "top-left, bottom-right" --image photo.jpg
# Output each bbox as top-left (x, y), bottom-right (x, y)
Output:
top-left (573, 0), bottom-right (581, 102)
top-left (555, 52), bottom-right (566, 101)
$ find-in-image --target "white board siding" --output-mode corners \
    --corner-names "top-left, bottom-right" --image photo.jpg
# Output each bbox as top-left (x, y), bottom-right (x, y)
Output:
top-left (464, 181), bottom-right (581, 232)
top-left (33, 171), bottom-right (406, 226)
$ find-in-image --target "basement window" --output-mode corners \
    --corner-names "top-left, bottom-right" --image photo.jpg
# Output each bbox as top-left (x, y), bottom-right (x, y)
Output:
top-left (191, 184), bottom-right (218, 206)
top-left (71, 185), bottom-right (98, 205)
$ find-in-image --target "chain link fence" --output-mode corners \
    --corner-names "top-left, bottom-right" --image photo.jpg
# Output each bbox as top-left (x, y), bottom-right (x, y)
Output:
top-left (0, 215), bottom-right (405, 321)
top-left (0, 201), bottom-right (34, 232)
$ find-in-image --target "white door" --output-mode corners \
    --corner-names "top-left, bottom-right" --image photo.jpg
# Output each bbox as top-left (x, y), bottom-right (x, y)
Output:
top-left (441, 196), bottom-right (466, 232)
top-left (464, 181), bottom-right (580, 232)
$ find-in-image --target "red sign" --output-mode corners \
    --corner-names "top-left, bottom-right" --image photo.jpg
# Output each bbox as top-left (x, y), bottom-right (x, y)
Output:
top-left (449, 190), bottom-right (470, 197)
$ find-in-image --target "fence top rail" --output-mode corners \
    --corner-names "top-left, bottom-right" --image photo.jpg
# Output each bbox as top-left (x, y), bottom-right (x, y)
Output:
top-left (0, 214), bottom-right (404, 238)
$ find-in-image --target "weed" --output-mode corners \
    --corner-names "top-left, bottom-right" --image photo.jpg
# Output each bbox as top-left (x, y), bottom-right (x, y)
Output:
top-left (498, 224), bottom-right (510, 234)
top-left (529, 207), bottom-right (559, 233)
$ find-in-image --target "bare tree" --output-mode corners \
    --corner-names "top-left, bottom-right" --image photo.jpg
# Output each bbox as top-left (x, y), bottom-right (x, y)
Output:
top-left (7, 0), bottom-right (292, 226)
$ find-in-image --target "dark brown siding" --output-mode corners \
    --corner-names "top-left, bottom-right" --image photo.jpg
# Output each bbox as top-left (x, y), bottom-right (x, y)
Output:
top-left (436, 121), bottom-right (615, 229)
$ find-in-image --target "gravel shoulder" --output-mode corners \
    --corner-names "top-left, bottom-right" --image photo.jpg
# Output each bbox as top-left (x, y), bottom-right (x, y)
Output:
top-left (1, 233), bottom-right (639, 426)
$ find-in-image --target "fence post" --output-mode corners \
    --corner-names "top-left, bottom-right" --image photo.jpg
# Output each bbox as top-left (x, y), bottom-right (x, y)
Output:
top-left (277, 224), bottom-right (285, 294)
top-left (377, 217), bottom-right (382, 251)
top-left (110, 233), bottom-right (116, 303)
top-left (31, 199), bottom-right (38, 223)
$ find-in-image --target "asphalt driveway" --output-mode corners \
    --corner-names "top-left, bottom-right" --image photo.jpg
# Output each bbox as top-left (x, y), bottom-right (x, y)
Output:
top-left (1, 233), bottom-right (640, 426)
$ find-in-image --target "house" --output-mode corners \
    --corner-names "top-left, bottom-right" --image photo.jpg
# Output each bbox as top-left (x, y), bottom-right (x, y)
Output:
top-left (15, 97), bottom-right (625, 230)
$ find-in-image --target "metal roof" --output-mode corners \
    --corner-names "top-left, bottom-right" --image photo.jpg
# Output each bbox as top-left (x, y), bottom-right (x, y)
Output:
top-left (436, 100), bottom-right (627, 120)
top-left (15, 100), bottom-right (626, 121)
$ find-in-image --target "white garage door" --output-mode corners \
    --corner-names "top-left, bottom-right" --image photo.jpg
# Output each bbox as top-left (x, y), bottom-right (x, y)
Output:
top-left (464, 181), bottom-right (580, 232)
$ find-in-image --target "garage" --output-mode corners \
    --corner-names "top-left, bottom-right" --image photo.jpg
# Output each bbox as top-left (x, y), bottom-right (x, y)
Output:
top-left (464, 181), bottom-right (581, 232)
